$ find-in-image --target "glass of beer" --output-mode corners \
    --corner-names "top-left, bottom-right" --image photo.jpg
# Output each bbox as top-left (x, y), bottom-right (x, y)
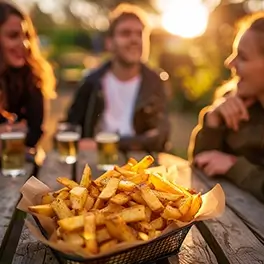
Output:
top-left (55, 123), bottom-right (81, 164)
top-left (95, 132), bottom-right (120, 171)
top-left (0, 127), bottom-right (26, 177)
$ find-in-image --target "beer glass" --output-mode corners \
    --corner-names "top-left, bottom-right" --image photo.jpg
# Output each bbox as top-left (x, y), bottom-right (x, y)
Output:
top-left (55, 123), bottom-right (81, 164)
top-left (0, 127), bottom-right (26, 177)
top-left (95, 132), bottom-right (120, 171)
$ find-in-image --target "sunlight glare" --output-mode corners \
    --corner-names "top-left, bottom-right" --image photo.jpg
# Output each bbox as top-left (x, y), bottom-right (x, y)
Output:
top-left (161, 0), bottom-right (209, 38)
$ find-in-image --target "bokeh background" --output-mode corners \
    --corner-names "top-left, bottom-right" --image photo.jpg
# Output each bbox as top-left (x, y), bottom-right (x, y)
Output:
top-left (12, 0), bottom-right (264, 157)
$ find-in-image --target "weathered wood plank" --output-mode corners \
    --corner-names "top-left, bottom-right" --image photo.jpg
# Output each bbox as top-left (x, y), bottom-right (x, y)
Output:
top-left (13, 151), bottom-right (73, 264)
top-left (12, 221), bottom-right (59, 264)
top-left (0, 163), bottom-right (33, 246)
top-left (194, 168), bottom-right (264, 243)
top-left (170, 226), bottom-right (218, 264)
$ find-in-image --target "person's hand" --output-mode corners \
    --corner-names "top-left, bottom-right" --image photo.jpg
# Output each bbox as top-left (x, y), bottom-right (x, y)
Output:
top-left (194, 150), bottom-right (237, 176)
top-left (206, 96), bottom-right (255, 131)
top-left (79, 138), bottom-right (97, 151)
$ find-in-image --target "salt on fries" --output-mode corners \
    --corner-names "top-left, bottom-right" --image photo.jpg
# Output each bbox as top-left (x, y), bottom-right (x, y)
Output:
top-left (29, 155), bottom-right (202, 255)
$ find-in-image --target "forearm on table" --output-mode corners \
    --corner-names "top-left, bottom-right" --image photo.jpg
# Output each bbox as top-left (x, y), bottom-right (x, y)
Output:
top-left (225, 157), bottom-right (264, 202)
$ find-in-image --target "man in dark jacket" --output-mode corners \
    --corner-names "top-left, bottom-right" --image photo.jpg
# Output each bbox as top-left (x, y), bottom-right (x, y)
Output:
top-left (66, 4), bottom-right (170, 152)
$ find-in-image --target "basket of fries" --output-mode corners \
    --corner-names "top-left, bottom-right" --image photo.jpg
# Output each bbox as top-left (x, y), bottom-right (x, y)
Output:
top-left (18, 155), bottom-right (225, 264)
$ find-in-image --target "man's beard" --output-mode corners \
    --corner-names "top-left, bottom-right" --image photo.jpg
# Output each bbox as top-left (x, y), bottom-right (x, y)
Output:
top-left (115, 54), bottom-right (140, 68)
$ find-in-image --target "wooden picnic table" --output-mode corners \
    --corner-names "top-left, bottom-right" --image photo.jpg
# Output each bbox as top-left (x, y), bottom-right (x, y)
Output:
top-left (0, 150), bottom-right (264, 264)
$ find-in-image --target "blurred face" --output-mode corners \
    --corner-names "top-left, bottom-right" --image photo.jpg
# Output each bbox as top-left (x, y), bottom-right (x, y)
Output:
top-left (107, 17), bottom-right (145, 66)
top-left (0, 14), bottom-right (27, 68)
top-left (225, 29), bottom-right (264, 99)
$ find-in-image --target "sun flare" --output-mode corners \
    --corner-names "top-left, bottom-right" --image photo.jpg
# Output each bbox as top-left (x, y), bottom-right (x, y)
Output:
top-left (160, 0), bottom-right (209, 38)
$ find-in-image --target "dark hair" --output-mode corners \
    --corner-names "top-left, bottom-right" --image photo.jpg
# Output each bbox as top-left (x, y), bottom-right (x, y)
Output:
top-left (0, 1), bottom-right (56, 111)
top-left (107, 3), bottom-right (148, 37)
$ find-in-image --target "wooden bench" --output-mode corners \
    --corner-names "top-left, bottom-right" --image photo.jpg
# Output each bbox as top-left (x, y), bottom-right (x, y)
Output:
top-left (1, 150), bottom-right (263, 264)
top-left (0, 163), bottom-right (35, 264)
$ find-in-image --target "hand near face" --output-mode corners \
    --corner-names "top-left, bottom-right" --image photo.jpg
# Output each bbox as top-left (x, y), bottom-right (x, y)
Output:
top-left (194, 150), bottom-right (237, 177)
top-left (206, 95), bottom-right (255, 131)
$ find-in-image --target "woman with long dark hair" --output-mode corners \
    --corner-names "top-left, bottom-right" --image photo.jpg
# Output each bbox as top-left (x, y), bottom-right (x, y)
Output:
top-left (0, 1), bottom-right (56, 150)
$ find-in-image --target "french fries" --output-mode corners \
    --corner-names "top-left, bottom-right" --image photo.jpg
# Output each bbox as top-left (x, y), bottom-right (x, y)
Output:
top-left (29, 155), bottom-right (202, 256)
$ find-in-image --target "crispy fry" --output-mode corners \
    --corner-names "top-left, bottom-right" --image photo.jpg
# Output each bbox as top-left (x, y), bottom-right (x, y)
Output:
top-left (121, 158), bottom-right (138, 170)
top-left (92, 198), bottom-right (105, 210)
top-left (110, 192), bottom-right (131, 205)
top-left (51, 198), bottom-right (73, 219)
top-left (100, 203), bottom-right (124, 214)
top-left (128, 157), bottom-right (138, 165)
top-left (138, 232), bottom-right (149, 241)
top-left (89, 183), bottom-right (100, 198)
top-left (149, 173), bottom-right (187, 196)
top-left (84, 213), bottom-right (98, 254)
top-left (58, 215), bottom-right (84, 232)
top-left (162, 205), bottom-right (182, 220)
top-left (99, 239), bottom-right (118, 253)
top-left (148, 230), bottom-right (162, 239)
top-left (105, 215), bottom-right (137, 242)
top-left (114, 166), bottom-right (137, 177)
top-left (127, 173), bottom-right (149, 184)
top-left (145, 207), bottom-right (152, 222)
top-left (94, 211), bottom-right (105, 226)
top-left (179, 196), bottom-right (193, 216)
top-left (131, 155), bottom-right (154, 173)
top-left (96, 228), bottom-right (111, 243)
top-left (70, 187), bottom-right (88, 210)
top-left (64, 199), bottom-right (71, 208)
top-left (77, 208), bottom-right (87, 215)
top-left (128, 201), bottom-right (138, 207)
top-left (94, 170), bottom-right (120, 186)
top-left (99, 178), bottom-right (120, 200)
top-left (118, 180), bottom-right (136, 192)
top-left (133, 221), bottom-right (152, 233)
top-left (57, 190), bottom-right (69, 200)
top-left (130, 191), bottom-right (147, 205)
top-left (80, 164), bottom-right (91, 188)
top-left (52, 187), bottom-right (69, 196)
top-left (56, 177), bottom-right (79, 189)
top-left (140, 186), bottom-right (164, 212)
top-left (85, 195), bottom-right (95, 211)
top-left (117, 205), bottom-right (146, 223)
top-left (41, 193), bottom-right (54, 205)
top-left (152, 190), bottom-right (183, 203)
top-left (62, 233), bottom-right (84, 247)
top-left (180, 193), bottom-right (202, 222)
top-left (150, 217), bottom-right (165, 230)
top-left (28, 204), bottom-right (54, 217)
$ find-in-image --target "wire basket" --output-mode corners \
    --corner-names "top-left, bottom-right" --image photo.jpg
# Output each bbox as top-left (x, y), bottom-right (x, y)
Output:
top-left (34, 216), bottom-right (193, 264)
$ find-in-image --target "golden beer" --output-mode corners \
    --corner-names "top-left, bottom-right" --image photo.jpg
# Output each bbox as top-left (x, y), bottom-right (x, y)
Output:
top-left (1, 132), bottom-right (26, 177)
top-left (56, 132), bottom-right (80, 164)
top-left (95, 132), bottom-right (119, 170)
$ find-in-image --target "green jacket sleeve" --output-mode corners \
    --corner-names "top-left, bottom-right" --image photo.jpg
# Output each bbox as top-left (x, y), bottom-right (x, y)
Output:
top-left (225, 157), bottom-right (264, 202)
top-left (188, 106), bottom-right (226, 162)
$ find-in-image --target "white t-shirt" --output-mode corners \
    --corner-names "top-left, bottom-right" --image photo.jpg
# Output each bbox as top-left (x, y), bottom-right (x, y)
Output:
top-left (101, 72), bottom-right (141, 136)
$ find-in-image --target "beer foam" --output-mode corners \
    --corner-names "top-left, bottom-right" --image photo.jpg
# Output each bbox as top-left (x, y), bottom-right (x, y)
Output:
top-left (56, 132), bottom-right (80, 142)
top-left (0, 132), bottom-right (26, 140)
top-left (95, 132), bottom-right (119, 143)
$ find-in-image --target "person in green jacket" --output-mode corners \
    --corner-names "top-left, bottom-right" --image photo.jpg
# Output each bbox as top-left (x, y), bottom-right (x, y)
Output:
top-left (188, 12), bottom-right (264, 203)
